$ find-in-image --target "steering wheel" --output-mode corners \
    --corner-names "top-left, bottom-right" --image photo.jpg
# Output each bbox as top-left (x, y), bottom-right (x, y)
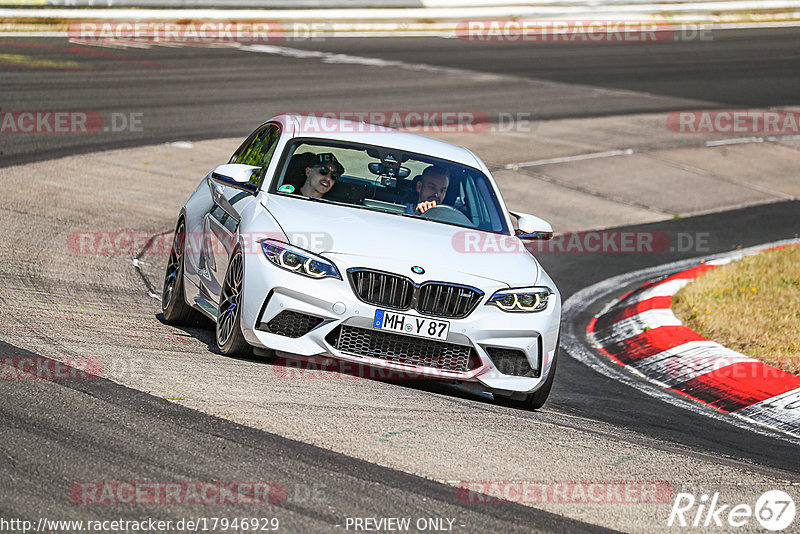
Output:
top-left (419, 205), bottom-right (475, 227)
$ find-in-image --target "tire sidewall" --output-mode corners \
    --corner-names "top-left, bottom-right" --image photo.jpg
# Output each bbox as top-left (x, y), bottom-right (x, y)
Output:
top-left (216, 248), bottom-right (249, 355)
top-left (162, 219), bottom-right (190, 320)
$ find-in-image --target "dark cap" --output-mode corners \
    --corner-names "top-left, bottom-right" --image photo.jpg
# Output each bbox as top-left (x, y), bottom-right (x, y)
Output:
top-left (312, 152), bottom-right (344, 173)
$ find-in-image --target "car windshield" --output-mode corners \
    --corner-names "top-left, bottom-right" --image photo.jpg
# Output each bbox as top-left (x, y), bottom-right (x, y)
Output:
top-left (269, 139), bottom-right (509, 234)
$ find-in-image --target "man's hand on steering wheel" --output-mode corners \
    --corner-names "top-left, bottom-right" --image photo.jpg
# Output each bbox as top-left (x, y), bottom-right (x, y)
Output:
top-left (416, 200), bottom-right (438, 214)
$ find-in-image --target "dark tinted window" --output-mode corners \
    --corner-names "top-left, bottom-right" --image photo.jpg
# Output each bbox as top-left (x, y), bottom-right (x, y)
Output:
top-left (229, 124), bottom-right (281, 184)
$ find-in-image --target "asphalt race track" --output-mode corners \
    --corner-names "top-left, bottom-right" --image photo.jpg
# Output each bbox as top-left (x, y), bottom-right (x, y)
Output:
top-left (2, 27), bottom-right (800, 166)
top-left (1, 29), bottom-right (799, 532)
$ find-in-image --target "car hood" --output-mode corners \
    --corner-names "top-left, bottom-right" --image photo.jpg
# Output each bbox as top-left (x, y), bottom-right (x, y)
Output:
top-left (261, 194), bottom-right (540, 287)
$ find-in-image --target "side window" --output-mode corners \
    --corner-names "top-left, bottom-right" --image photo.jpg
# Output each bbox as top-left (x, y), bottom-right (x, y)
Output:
top-left (472, 175), bottom-right (505, 232)
top-left (229, 128), bottom-right (260, 164)
top-left (229, 124), bottom-right (281, 185)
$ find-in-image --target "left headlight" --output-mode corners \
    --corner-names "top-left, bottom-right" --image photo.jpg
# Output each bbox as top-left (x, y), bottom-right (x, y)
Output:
top-left (487, 287), bottom-right (552, 312)
top-left (260, 239), bottom-right (341, 280)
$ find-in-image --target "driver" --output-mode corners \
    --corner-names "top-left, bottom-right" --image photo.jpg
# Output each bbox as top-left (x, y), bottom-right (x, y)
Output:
top-left (299, 153), bottom-right (344, 198)
top-left (406, 165), bottom-right (450, 214)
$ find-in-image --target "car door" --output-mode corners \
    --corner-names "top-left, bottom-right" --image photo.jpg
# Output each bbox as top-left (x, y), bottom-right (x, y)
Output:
top-left (200, 123), bottom-right (281, 302)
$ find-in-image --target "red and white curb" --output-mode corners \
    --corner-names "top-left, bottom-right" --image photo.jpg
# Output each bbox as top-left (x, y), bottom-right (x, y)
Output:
top-left (586, 244), bottom-right (800, 439)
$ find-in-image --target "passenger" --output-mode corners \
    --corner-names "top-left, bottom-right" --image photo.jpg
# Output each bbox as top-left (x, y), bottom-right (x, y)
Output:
top-left (300, 153), bottom-right (344, 198)
top-left (407, 165), bottom-right (450, 214)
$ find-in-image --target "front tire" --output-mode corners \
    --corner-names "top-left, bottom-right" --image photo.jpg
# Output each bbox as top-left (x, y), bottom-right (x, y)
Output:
top-left (519, 349), bottom-right (557, 410)
top-left (216, 249), bottom-right (251, 356)
top-left (162, 219), bottom-right (199, 325)
top-left (502, 337), bottom-right (559, 411)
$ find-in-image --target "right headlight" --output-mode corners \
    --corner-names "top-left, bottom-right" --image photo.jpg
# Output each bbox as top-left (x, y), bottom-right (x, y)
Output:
top-left (487, 287), bottom-right (552, 312)
top-left (259, 239), bottom-right (341, 280)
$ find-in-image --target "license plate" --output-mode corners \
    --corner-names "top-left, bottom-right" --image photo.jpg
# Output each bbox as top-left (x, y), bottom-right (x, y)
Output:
top-left (373, 310), bottom-right (450, 341)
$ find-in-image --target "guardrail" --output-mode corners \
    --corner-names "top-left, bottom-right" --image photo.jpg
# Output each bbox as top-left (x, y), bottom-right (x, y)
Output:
top-left (2, 0), bottom-right (799, 30)
top-left (3, 0), bottom-right (423, 6)
top-left (5, 0), bottom-right (799, 8)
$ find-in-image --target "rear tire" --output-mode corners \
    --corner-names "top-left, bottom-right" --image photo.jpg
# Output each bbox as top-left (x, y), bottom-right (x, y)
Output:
top-left (162, 219), bottom-right (199, 325)
top-left (216, 249), bottom-right (251, 356)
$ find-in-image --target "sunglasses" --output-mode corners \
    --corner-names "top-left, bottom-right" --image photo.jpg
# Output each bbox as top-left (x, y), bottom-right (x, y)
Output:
top-left (314, 165), bottom-right (341, 180)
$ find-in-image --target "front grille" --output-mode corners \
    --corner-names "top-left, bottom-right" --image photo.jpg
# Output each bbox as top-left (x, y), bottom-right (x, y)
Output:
top-left (348, 269), bottom-right (413, 310)
top-left (348, 268), bottom-right (484, 319)
top-left (326, 325), bottom-right (478, 373)
top-left (486, 347), bottom-right (539, 377)
top-left (260, 311), bottom-right (324, 338)
top-left (417, 283), bottom-right (483, 319)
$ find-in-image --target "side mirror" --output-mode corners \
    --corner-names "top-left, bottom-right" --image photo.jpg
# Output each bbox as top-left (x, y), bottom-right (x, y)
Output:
top-left (510, 211), bottom-right (553, 240)
top-left (210, 164), bottom-right (261, 194)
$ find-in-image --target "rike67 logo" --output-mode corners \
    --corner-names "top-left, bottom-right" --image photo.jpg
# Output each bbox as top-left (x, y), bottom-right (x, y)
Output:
top-left (668, 490), bottom-right (795, 530)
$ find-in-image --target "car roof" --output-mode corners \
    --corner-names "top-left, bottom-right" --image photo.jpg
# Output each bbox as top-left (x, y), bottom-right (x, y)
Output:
top-left (268, 114), bottom-right (485, 169)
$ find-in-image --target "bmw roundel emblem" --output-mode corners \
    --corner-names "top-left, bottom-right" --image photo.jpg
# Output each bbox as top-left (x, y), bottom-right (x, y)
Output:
top-left (411, 266), bottom-right (425, 275)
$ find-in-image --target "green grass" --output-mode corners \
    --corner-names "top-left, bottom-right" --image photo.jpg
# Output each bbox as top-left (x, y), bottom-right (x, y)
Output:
top-left (672, 245), bottom-right (800, 375)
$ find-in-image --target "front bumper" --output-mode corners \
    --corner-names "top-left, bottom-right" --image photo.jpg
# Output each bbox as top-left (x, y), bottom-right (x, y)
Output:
top-left (239, 252), bottom-right (561, 395)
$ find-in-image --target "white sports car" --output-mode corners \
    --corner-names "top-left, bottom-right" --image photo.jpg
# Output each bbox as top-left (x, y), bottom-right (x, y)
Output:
top-left (162, 115), bottom-right (561, 408)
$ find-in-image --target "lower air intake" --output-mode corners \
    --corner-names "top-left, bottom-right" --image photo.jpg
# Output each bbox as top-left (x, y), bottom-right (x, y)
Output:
top-left (260, 311), bottom-right (324, 338)
top-left (486, 347), bottom-right (539, 377)
top-left (326, 325), bottom-right (478, 373)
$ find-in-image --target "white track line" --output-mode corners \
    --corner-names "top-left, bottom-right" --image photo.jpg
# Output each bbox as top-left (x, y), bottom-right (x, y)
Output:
top-left (504, 149), bottom-right (634, 170)
top-left (506, 132), bottom-right (800, 172)
top-left (706, 137), bottom-right (765, 146)
top-left (707, 133), bottom-right (800, 146)
top-left (240, 43), bottom-right (508, 82)
top-left (238, 43), bottom-right (664, 101)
